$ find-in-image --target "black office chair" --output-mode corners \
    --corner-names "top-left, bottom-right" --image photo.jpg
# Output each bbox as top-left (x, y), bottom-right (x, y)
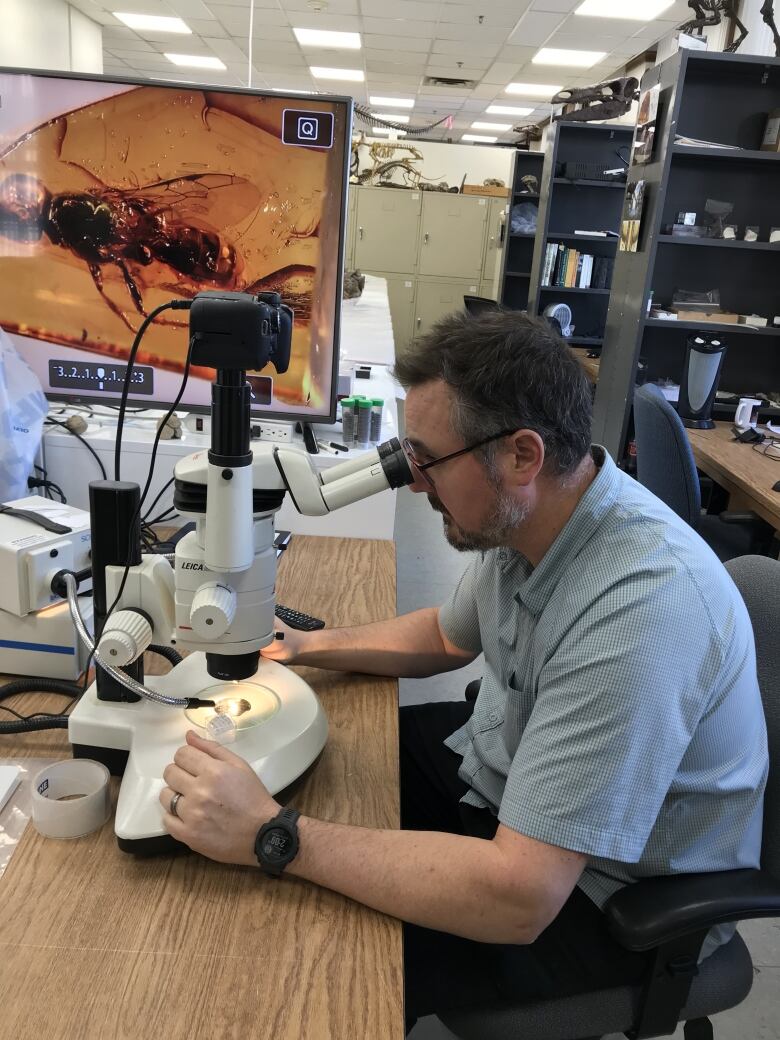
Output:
top-left (441, 555), bottom-right (780, 1040)
top-left (463, 295), bottom-right (500, 317)
top-left (632, 383), bottom-right (772, 562)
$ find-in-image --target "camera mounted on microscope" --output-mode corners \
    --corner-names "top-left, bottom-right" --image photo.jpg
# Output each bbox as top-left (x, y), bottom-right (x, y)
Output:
top-left (189, 291), bottom-right (293, 375)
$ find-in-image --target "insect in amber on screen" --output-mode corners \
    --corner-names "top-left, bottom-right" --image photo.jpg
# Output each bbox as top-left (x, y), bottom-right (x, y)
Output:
top-left (0, 171), bottom-right (256, 331)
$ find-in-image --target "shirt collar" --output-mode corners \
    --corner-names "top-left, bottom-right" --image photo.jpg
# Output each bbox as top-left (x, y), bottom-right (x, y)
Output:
top-left (510, 446), bottom-right (620, 614)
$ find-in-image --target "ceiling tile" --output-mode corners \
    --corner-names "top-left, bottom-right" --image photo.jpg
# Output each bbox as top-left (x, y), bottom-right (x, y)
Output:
top-left (496, 45), bottom-right (538, 64)
top-left (362, 17), bottom-right (436, 35)
top-left (203, 37), bottom-right (248, 63)
top-left (425, 63), bottom-right (490, 78)
top-left (507, 10), bottom-right (566, 46)
top-left (433, 24), bottom-right (509, 43)
top-left (364, 34), bottom-right (432, 53)
top-left (481, 61), bottom-right (526, 84)
top-left (439, 6), bottom-right (520, 28)
top-left (530, 0), bottom-right (580, 10)
top-left (165, 0), bottom-right (216, 17)
top-left (432, 39), bottom-right (502, 58)
top-left (361, 0), bottom-right (442, 20)
top-left (367, 58), bottom-right (428, 73)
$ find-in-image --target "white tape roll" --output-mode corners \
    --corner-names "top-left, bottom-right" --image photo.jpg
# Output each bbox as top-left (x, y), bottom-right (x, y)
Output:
top-left (31, 760), bottom-right (111, 839)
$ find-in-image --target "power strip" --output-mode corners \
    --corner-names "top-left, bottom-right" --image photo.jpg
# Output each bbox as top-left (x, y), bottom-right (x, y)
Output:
top-left (251, 420), bottom-right (294, 444)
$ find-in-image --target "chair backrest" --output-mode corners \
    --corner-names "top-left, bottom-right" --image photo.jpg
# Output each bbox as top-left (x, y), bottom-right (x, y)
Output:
top-left (725, 555), bottom-right (780, 883)
top-left (633, 383), bottom-right (701, 526)
top-left (463, 295), bottom-right (499, 317)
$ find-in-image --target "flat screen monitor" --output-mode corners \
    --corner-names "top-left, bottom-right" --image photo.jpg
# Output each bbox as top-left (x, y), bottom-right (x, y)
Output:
top-left (0, 69), bottom-right (352, 422)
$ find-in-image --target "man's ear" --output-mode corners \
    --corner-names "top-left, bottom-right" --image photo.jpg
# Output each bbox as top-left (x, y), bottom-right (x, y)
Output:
top-left (502, 430), bottom-right (545, 488)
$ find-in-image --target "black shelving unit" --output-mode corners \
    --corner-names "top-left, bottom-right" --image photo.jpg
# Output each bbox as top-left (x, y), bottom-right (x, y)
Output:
top-left (526, 122), bottom-right (634, 347)
top-left (498, 149), bottom-right (545, 311)
top-left (592, 50), bottom-right (780, 460)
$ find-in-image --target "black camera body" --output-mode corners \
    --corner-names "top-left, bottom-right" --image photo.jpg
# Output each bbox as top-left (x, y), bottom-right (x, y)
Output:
top-left (189, 291), bottom-right (293, 374)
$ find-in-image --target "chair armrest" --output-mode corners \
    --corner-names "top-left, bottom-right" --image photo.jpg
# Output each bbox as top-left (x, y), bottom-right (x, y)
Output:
top-left (605, 869), bottom-right (780, 952)
top-left (718, 511), bottom-right (762, 525)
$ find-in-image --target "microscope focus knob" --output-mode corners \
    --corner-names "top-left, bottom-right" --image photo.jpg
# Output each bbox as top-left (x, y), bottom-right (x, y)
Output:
top-left (190, 583), bottom-right (236, 640)
top-left (97, 609), bottom-right (153, 667)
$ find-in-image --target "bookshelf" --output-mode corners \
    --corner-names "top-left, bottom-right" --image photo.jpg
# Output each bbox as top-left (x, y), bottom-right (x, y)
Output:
top-left (498, 149), bottom-right (545, 311)
top-left (591, 51), bottom-right (780, 461)
top-left (526, 122), bottom-right (634, 351)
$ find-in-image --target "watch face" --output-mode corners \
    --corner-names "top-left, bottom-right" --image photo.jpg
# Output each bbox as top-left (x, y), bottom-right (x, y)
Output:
top-left (262, 827), bottom-right (293, 861)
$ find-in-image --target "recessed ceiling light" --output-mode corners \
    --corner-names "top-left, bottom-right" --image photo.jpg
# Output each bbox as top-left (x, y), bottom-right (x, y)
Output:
top-left (310, 66), bottom-right (364, 81)
top-left (575, 0), bottom-right (674, 18)
top-left (486, 105), bottom-right (534, 116)
top-left (505, 83), bottom-right (562, 97)
top-left (165, 53), bottom-right (226, 69)
top-left (532, 48), bottom-right (607, 67)
top-left (293, 28), bottom-right (361, 49)
top-left (369, 96), bottom-right (414, 108)
top-left (114, 12), bottom-right (191, 33)
top-left (374, 113), bottom-right (410, 123)
top-left (462, 134), bottom-right (497, 143)
top-left (472, 121), bottom-right (512, 131)
top-left (373, 126), bottom-right (407, 136)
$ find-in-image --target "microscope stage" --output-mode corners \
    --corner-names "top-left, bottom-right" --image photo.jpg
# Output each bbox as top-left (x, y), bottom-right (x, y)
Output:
top-left (68, 653), bottom-right (327, 851)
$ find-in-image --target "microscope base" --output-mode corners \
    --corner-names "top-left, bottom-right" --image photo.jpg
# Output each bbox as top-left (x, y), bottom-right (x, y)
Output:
top-left (68, 653), bottom-right (328, 853)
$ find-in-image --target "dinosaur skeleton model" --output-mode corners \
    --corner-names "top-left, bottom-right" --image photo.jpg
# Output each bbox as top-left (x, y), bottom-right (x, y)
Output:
top-left (350, 135), bottom-right (450, 190)
top-left (552, 77), bottom-right (640, 123)
top-left (680, 1), bottom-right (749, 52)
top-left (761, 0), bottom-right (780, 55)
top-left (513, 123), bottom-right (544, 149)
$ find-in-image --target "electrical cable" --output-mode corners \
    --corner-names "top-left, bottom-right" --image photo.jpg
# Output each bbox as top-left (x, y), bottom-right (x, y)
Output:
top-left (0, 677), bottom-right (81, 734)
top-left (114, 299), bottom-right (190, 482)
top-left (142, 476), bottom-right (175, 523)
top-left (44, 417), bottom-right (107, 480)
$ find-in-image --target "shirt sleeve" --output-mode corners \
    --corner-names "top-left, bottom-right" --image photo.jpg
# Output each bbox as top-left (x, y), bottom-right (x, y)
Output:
top-left (438, 556), bottom-right (483, 654)
top-left (497, 566), bottom-right (733, 862)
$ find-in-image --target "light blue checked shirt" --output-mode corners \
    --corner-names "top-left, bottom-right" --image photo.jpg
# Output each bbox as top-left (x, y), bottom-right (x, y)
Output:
top-left (440, 447), bottom-right (768, 956)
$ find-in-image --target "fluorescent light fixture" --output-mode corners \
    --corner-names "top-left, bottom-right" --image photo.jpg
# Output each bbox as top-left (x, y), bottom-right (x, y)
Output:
top-left (293, 28), bottom-right (361, 49)
top-left (486, 105), bottom-right (534, 116)
top-left (533, 48), bottom-right (606, 67)
top-left (165, 53), bottom-right (226, 70)
top-left (369, 96), bottom-right (414, 109)
top-left (575, 0), bottom-right (674, 18)
top-left (462, 133), bottom-right (497, 143)
top-left (310, 66), bottom-right (364, 81)
top-left (114, 12), bottom-right (191, 33)
top-left (373, 126), bottom-right (407, 136)
top-left (505, 82), bottom-right (562, 97)
top-left (472, 121), bottom-right (512, 131)
top-left (374, 113), bottom-right (410, 123)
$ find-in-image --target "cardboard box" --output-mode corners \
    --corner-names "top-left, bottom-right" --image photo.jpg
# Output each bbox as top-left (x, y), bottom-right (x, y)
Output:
top-left (675, 309), bottom-right (740, 324)
top-left (462, 184), bottom-right (510, 198)
top-left (761, 108), bottom-right (780, 152)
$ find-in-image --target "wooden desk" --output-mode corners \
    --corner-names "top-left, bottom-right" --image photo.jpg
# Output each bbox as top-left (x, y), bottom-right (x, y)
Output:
top-left (0, 536), bottom-right (403, 1040)
top-left (687, 422), bottom-right (780, 532)
top-left (569, 347), bottom-right (600, 384)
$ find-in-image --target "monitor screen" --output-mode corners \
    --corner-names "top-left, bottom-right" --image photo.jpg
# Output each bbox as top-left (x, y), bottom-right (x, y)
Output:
top-left (0, 69), bottom-right (351, 421)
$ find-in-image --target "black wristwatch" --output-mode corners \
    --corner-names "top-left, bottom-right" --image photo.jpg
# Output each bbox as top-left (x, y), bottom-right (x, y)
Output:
top-left (255, 807), bottom-right (301, 878)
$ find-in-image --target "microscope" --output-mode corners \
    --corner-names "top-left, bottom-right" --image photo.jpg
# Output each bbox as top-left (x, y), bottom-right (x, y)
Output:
top-left (66, 291), bottom-right (413, 852)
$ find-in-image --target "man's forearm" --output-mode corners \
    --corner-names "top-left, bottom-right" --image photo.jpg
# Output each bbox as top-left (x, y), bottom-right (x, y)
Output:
top-left (285, 816), bottom-right (539, 944)
top-left (294, 607), bottom-right (470, 678)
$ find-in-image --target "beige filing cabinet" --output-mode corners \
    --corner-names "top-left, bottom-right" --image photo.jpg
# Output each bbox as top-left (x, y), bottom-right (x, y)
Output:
top-left (384, 276), bottom-right (417, 356)
top-left (354, 187), bottom-right (422, 274)
top-left (414, 279), bottom-right (479, 340)
top-left (345, 188), bottom-right (357, 269)
top-left (418, 193), bottom-right (488, 280)
top-left (480, 197), bottom-right (509, 299)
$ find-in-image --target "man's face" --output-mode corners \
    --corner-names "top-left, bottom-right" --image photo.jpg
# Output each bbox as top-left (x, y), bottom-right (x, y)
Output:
top-left (403, 380), bottom-right (529, 552)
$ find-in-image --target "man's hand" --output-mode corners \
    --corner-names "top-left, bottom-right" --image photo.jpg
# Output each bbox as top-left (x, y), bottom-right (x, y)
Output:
top-left (159, 730), bottom-right (280, 866)
top-left (259, 617), bottom-right (307, 665)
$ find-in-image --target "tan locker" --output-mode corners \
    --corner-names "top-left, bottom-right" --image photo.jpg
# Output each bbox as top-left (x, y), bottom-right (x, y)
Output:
top-left (479, 279), bottom-right (498, 301)
top-left (383, 275), bottom-right (416, 356)
top-left (354, 187), bottom-right (422, 274)
top-left (418, 194), bottom-right (488, 280)
top-left (413, 279), bottom-right (478, 341)
top-left (344, 187), bottom-right (357, 269)
top-left (481, 197), bottom-right (508, 285)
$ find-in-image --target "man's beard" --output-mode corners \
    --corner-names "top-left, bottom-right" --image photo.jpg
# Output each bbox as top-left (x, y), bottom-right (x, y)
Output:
top-left (427, 486), bottom-right (529, 552)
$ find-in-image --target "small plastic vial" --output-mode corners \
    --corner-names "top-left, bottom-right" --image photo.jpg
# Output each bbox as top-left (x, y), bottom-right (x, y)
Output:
top-left (356, 399), bottom-right (373, 449)
top-left (370, 398), bottom-right (384, 443)
top-left (340, 398), bottom-right (355, 446)
top-left (206, 713), bottom-right (236, 744)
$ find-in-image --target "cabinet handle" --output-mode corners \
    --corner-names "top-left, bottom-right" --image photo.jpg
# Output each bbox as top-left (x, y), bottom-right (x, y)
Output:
top-left (359, 226), bottom-right (364, 240)
top-left (423, 232), bottom-right (429, 245)
top-left (416, 317), bottom-right (421, 328)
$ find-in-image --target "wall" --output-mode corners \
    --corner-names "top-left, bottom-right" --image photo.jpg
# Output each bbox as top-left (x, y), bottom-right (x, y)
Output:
top-left (0, 0), bottom-right (102, 73)
top-left (354, 136), bottom-right (513, 191)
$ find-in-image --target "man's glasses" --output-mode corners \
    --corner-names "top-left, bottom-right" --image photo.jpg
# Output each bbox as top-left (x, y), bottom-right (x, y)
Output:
top-left (402, 429), bottom-right (517, 490)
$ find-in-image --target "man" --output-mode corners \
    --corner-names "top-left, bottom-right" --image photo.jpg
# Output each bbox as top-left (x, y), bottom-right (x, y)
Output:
top-left (160, 311), bottom-right (768, 1032)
